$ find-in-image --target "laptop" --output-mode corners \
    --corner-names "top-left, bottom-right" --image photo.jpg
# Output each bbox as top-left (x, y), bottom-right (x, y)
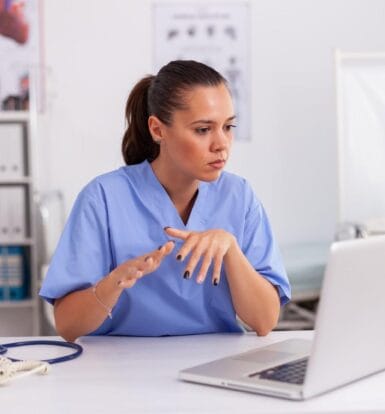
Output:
top-left (179, 236), bottom-right (385, 400)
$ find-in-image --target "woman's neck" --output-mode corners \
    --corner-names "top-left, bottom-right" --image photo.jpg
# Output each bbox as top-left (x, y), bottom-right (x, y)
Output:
top-left (151, 158), bottom-right (199, 224)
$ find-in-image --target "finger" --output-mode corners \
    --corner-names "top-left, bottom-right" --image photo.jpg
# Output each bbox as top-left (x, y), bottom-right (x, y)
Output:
top-left (121, 265), bottom-right (142, 278)
top-left (116, 267), bottom-right (144, 288)
top-left (161, 240), bottom-right (176, 255)
top-left (195, 251), bottom-right (214, 284)
top-left (141, 256), bottom-right (154, 271)
top-left (139, 241), bottom-right (176, 273)
top-left (164, 227), bottom-right (191, 240)
top-left (211, 255), bottom-right (223, 286)
top-left (183, 245), bottom-right (206, 280)
top-left (175, 233), bottom-right (199, 261)
top-left (118, 274), bottom-right (141, 289)
top-left (137, 241), bottom-right (171, 264)
top-left (153, 240), bottom-right (175, 263)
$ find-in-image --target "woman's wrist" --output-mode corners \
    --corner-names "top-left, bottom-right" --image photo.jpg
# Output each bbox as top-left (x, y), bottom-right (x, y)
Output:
top-left (225, 233), bottom-right (238, 257)
top-left (92, 282), bottom-right (113, 319)
top-left (90, 270), bottom-right (125, 317)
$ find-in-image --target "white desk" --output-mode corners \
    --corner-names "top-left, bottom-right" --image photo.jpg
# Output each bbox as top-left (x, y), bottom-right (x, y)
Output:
top-left (1, 331), bottom-right (384, 413)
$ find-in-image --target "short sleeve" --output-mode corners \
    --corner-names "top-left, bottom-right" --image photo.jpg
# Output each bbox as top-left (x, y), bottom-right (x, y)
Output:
top-left (242, 186), bottom-right (291, 306)
top-left (39, 182), bottom-right (113, 304)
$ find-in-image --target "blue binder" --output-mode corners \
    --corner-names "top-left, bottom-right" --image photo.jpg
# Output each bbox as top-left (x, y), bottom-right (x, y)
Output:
top-left (0, 246), bottom-right (28, 300)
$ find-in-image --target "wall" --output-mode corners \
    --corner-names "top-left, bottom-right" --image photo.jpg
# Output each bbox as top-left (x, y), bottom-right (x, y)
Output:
top-left (36, 0), bottom-right (385, 245)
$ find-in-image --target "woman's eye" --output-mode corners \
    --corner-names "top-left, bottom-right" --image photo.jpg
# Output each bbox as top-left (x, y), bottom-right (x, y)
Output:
top-left (224, 124), bottom-right (237, 132)
top-left (195, 127), bottom-right (210, 135)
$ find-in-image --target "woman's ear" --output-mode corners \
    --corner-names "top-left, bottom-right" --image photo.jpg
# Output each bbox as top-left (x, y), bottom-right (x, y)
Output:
top-left (148, 115), bottom-right (165, 144)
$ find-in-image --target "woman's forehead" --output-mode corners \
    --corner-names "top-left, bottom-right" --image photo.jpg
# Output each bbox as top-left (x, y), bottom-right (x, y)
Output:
top-left (174, 84), bottom-right (234, 119)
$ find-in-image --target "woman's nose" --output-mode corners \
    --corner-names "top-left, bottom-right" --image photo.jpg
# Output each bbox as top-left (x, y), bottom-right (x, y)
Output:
top-left (211, 130), bottom-right (231, 151)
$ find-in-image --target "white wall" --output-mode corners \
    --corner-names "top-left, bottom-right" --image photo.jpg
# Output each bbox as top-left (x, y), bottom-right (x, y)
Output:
top-left (36, 0), bottom-right (385, 245)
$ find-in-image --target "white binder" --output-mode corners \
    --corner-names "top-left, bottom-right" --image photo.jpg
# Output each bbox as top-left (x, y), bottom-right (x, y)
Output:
top-left (0, 186), bottom-right (26, 241)
top-left (0, 123), bottom-right (25, 178)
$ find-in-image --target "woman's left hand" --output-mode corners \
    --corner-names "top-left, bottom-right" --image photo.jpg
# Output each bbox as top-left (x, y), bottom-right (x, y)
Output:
top-left (164, 227), bottom-right (236, 285)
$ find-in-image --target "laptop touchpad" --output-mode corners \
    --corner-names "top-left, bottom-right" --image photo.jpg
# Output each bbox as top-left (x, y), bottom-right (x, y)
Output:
top-left (232, 350), bottom-right (294, 364)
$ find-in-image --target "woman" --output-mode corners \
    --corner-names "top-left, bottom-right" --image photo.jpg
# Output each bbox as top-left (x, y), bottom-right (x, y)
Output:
top-left (40, 60), bottom-right (291, 342)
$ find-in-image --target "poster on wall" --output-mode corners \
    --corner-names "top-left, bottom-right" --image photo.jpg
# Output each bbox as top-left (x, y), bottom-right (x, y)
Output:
top-left (0, 0), bottom-right (42, 111)
top-left (153, 2), bottom-right (251, 141)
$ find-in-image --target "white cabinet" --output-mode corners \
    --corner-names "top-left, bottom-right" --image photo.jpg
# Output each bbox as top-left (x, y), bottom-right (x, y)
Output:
top-left (0, 111), bottom-right (40, 335)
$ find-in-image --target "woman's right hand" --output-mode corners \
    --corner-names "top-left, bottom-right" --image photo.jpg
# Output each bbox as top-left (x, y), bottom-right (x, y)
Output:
top-left (110, 240), bottom-right (175, 289)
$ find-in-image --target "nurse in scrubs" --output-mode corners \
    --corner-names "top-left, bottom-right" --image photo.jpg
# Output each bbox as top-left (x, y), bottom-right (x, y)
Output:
top-left (40, 60), bottom-right (291, 342)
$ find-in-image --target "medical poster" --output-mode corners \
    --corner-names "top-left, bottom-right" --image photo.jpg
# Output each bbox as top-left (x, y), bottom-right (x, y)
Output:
top-left (0, 0), bottom-right (42, 111)
top-left (153, 2), bottom-right (251, 141)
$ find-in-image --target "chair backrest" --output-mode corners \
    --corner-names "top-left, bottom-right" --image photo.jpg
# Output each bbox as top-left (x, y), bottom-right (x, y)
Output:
top-left (35, 190), bottom-right (65, 332)
top-left (36, 190), bottom-right (65, 264)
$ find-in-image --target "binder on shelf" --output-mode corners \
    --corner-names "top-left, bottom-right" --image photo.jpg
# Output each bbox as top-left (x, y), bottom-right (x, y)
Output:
top-left (0, 246), bottom-right (28, 301)
top-left (0, 123), bottom-right (25, 178)
top-left (0, 186), bottom-right (27, 241)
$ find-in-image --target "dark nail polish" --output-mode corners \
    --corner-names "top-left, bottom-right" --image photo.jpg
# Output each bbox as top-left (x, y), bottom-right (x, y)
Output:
top-left (163, 226), bottom-right (170, 231)
top-left (158, 245), bottom-right (162, 250)
top-left (176, 254), bottom-right (182, 261)
top-left (213, 279), bottom-right (219, 286)
top-left (183, 270), bottom-right (190, 279)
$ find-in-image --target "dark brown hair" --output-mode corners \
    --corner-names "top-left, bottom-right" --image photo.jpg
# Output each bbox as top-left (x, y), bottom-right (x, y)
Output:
top-left (121, 60), bottom-right (227, 165)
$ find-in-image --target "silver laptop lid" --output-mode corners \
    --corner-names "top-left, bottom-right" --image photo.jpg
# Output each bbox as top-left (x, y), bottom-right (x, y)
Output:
top-left (303, 236), bottom-right (385, 398)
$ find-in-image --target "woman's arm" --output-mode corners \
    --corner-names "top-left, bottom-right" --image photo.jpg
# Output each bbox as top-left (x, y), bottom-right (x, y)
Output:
top-left (164, 228), bottom-right (281, 336)
top-left (54, 242), bottom-right (175, 342)
top-left (223, 238), bottom-right (280, 336)
top-left (54, 271), bottom-right (124, 343)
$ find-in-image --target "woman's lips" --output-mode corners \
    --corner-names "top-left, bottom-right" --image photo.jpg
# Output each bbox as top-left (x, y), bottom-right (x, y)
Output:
top-left (208, 160), bottom-right (226, 169)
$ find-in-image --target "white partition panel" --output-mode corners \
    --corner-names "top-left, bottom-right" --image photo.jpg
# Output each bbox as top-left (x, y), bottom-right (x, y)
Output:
top-left (336, 51), bottom-right (385, 225)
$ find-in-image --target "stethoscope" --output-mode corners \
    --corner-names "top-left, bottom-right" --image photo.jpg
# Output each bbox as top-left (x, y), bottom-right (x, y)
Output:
top-left (0, 340), bottom-right (83, 364)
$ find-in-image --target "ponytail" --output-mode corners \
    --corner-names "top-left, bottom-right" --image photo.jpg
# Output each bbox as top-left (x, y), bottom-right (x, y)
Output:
top-left (121, 75), bottom-right (159, 165)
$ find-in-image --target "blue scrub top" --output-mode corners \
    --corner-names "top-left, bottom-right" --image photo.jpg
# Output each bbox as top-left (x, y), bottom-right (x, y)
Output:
top-left (40, 161), bottom-right (291, 336)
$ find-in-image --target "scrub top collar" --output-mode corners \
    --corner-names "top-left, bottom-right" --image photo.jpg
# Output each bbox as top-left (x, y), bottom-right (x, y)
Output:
top-left (126, 160), bottom-right (210, 231)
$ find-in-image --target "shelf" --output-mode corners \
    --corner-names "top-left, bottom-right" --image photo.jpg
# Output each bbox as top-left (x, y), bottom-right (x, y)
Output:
top-left (0, 238), bottom-right (34, 246)
top-left (0, 299), bottom-right (37, 309)
top-left (0, 109), bottom-right (40, 335)
top-left (0, 177), bottom-right (32, 185)
top-left (0, 111), bottom-right (30, 122)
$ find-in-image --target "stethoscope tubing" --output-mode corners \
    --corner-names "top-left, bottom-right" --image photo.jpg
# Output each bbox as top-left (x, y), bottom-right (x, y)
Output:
top-left (0, 340), bottom-right (83, 364)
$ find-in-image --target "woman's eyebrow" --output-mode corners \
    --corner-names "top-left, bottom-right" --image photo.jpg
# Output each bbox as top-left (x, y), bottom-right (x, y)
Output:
top-left (188, 115), bottom-right (237, 126)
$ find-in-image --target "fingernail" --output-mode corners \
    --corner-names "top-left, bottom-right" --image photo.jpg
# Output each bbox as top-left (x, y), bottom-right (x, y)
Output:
top-left (163, 226), bottom-right (170, 231)
top-left (176, 254), bottom-right (182, 261)
top-left (183, 270), bottom-right (190, 279)
top-left (213, 279), bottom-right (219, 286)
top-left (117, 280), bottom-right (122, 286)
top-left (158, 245), bottom-right (163, 250)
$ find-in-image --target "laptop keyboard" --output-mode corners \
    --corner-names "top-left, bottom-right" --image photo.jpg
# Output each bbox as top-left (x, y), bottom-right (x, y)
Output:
top-left (257, 358), bottom-right (308, 385)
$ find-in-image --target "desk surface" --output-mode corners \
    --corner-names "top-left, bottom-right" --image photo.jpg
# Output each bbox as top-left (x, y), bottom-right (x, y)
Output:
top-left (1, 331), bottom-right (384, 413)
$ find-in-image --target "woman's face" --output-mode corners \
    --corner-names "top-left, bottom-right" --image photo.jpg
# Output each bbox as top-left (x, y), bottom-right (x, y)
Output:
top-left (152, 83), bottom-right (236, 182)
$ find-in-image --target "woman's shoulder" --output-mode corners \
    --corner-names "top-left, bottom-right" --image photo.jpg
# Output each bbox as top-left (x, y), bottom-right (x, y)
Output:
top-left (214, 170), bottom-right (254, 195)
top-left (212, 170), bottom-right (262, 208)
top-left (80, 163), bottom-right (145, 197)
